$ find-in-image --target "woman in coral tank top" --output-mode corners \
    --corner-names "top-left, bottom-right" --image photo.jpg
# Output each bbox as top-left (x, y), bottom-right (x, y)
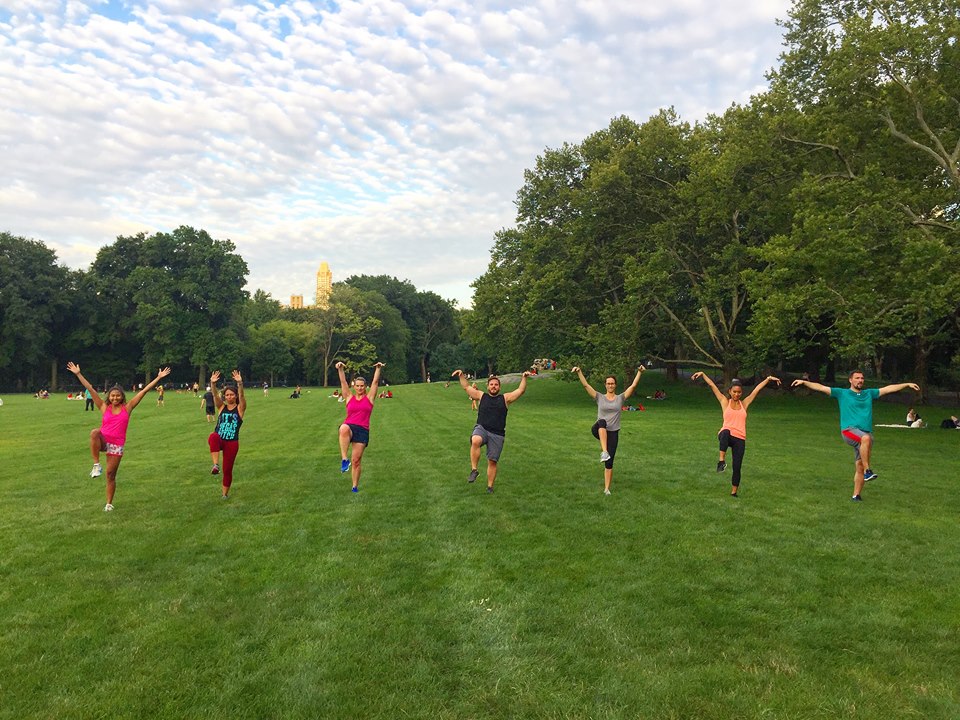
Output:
top-left (691, 372), bottom-right (781, 498)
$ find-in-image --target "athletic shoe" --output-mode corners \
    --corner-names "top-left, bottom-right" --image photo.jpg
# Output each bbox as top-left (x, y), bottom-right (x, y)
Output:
top-left (600, 451), bottom-right (611, 462)
top-left (351, 486), bottom-right (358, 493)
top-left (716, 461), bottom-right (726, 472)
top-left (468, 469), bottom-right (479, 483)
top-left (851, 495), bottom-right (863, 502)
top-left (103, 503), bottom-right (114, 512)
top-left (486, 486), bottom-right (494, 493)
top-left (730, 492), bottom-right (738, 498)
top-left (864, 469), bottom-right (878, 482)
top-left (603, 488), bottom-right (611, 495)
top-left (211, 464), bottom-right (220, 475)
top-left (221, 494), bottom-right (229, 500)
top-left (90, 463), bottom-right (102, 478)
top-left (341, 459), bottom-right (350, 473)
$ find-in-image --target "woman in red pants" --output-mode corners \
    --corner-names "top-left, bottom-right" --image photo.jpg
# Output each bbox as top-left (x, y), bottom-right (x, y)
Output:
top-left (208, 369), bottom-right (246, 498)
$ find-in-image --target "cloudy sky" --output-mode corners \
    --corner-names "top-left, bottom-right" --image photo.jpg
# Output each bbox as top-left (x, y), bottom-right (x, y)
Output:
top-left (1, 0), bottom-right (793, 308)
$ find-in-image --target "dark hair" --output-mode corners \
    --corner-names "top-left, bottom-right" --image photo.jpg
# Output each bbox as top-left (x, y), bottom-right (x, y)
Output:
top-left (107, 385), bottom-right (127, 404)
top-left (353, 376), bottom-right (367, 385)
top-left (730, 379), bottom-right (743, 388)
top-left (605, 376), bottom-right (617, 384)
top-left (488, 375), bottom-right (500, 382)
top-left (848, 369), bottom-right (864, 378)
top-left (222, 384), bottom-right (239, 397)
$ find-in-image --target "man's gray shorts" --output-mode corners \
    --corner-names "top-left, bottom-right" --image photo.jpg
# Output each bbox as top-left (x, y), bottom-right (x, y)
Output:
top-left (472, 424), bottom-right (505, 462)
top-left (841, 428), bottom-right (870, 461)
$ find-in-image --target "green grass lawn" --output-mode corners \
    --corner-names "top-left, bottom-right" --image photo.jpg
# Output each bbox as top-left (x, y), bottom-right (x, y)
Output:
top-left (1, 375), bottom-right (958, 719)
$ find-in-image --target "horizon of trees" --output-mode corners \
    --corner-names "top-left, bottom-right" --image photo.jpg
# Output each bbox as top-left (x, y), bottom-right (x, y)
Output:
top-left (2, 0), bottom-right (958, 397)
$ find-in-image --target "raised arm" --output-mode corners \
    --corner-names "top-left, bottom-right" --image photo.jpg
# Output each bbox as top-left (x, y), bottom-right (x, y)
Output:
top-left (743, 376), bottom-right (782, 409)
top-left (691, 371), bottom-right (727, 406)
top-left (210, 371), bottom-right (223, 410)
top-left (790, 378), bottom-right (832, 396)
top-left (504, 371), bottom-right (531, 405)
top-left (878, 381), bottom-right (920, 397)
top-left (622, 366), bottom-right (645, 400)
top-left (335, 362), bottom-right (351, 397)
top-left (66, 362), bottom-right (104, 410)
top-left (452, 370), bottom-right (484, 401)
top-left (232, 370), bottom-right (246, 417)
top-left (128, 367), bottom-right (171, 411)
top-left (571, 367), bottom-right (597, 399)
top-left (368, 362), bottom-right (385, 400)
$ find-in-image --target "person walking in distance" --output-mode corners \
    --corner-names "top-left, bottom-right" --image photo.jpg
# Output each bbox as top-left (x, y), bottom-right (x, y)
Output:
top-left (791, 370), bottom-right (920, 501)
top-left (572, 366), bottom-right (644, 495)
top-left (691, 372), bottom-right (781, 497)
top-left (453, 370), bottom-right (530, 493)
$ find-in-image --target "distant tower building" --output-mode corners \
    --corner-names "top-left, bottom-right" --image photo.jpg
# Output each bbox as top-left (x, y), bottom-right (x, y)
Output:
top-left (289, 294), bottom-right (304, 309)
top-left (316, 261), bottom-right (332, 309)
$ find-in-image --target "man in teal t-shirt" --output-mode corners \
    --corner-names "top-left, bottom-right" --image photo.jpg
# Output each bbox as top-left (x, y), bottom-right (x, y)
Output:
top-left (792, 370), bottom-right (920, 501)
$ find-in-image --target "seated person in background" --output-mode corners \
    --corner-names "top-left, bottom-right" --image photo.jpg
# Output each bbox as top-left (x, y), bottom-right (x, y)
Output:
top-left (940, 415), bottom-right (960, 429)
top-left (905, 408), bottom-right (925, 428)
top-left (653, 389), bottom-right (667, 400)
top-left (290, 385), bottom-right (301, 399)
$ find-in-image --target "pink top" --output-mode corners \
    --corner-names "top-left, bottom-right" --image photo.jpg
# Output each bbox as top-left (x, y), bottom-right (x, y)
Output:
top-left (100, 405), bottom-right (131, 445)
top-left (344, 394), bottom-right (373, 429)
top-left (721, 402), bottom-right (747, 440)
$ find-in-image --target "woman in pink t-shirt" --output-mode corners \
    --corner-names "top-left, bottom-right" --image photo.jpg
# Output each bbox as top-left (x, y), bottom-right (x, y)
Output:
top-left (691, 372), bottom-right (781, 498)
top-left (67, 362), bottom-right (171, 511)
top-left (336, 360), bottom-right (385, 492)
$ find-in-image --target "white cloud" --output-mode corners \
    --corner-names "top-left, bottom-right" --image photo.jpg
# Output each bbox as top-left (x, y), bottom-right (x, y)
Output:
top-left (0, 0), bottom-right (793, 307)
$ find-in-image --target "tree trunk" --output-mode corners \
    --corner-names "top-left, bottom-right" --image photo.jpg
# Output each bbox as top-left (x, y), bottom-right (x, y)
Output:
top-left (420, 355), bottom-right (428, 382)
top-left (915, 339), bottom-right (930, 403)
top-left (666, 362), bottom-right (678, 381)
top-left (198, 364), bottom-right (206, 391)
top-left (51, 359), bottom-right (58, 391)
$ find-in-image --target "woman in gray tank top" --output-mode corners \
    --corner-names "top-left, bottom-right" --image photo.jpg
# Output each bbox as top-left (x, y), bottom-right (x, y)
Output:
top-left (572, 366), bottom-right (645, 495)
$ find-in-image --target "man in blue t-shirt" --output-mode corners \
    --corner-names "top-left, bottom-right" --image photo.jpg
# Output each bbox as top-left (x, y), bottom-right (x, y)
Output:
top-left (792, 370), bottom-right (920, 501)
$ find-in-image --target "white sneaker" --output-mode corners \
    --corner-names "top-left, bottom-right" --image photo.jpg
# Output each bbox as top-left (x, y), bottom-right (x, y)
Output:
top-left (103, 503), bottom-right (114, 512)
top-left (90, 463), bottom-right (102, 478)
top-left (603, 489), bottom-right (611, 495)
top-left (600, 451), bottom-right (611, 462)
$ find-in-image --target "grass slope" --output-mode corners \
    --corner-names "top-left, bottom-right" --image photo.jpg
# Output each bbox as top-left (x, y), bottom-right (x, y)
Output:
top-left (1, 376), bottom-right (958, 719)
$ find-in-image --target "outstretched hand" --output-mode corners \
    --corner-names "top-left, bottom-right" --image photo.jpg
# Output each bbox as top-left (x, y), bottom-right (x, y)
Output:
top-left (767, 376), bottom-right (782, 386)
top-left (231, 370), bottom-right (243, 383)
top-left (522, 371), bottom-right (532, 378)
top-left (571, 366), bottom-right (580, 373)
top-left (691, 371), bottom-right (704, 381)
top-left (790, 379), bottom-right (805, 387)
top-left (211, 371), bottom-right (221, 383)
top-left (373, 362), bottom-right (386, 369)
top-left (335, 361), bottom-right (345, 370)
top-left (906, 383), bottom-right (920, 392)
top-left (67, 361), bottom-right (81, 375)
top-left (157, 367), bottom-right (172, 379)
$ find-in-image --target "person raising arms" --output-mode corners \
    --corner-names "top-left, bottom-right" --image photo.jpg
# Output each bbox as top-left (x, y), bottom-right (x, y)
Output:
top-left (572, 366), bottom-right (644, 495)
top-left (337, 361), bottom-right (385, 493)
top-left (67, 362), bottom-right (171, 511)
top-left (208, 370), bottom-right (247, 499)
top-left (691, 373), bottom-right (781, 497)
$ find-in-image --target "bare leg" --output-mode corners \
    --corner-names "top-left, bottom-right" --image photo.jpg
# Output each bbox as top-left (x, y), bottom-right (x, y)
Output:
top-left (105, 454), bottom-right (121, 505)
top-left (859, 433), bottom-right (873, 470)
top-left (351, 444), bottom-right (365, 490)
top-left (470, 436), bottom-right (483, 472)
top-left (853, 459), bottom-right (866, 498)
top-left (338, 424), bottom-right (352, 462)
top-left (89, 429), bottom-right (103, 462)
top-left (604, 467), bottom-right (612, 492)
top-left (486, 459), bottom-right (498, 489)
top-left (597, 425), bottom-right (608, 454)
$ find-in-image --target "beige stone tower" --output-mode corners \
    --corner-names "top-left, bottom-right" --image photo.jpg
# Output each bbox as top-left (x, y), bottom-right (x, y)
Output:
top-left (316, 261), bottom-right (332, 309)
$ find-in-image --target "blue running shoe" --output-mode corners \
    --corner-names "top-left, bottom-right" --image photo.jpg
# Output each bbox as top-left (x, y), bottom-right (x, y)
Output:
top-left (351, 486), bottom-right (358, 493)
top-left (341, 459), bottom-right (350, 473)
top-left (863, 469), bottom-right (878, 482)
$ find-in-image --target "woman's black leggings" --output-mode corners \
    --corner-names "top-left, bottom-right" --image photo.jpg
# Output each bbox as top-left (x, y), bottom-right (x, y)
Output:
top-left (592, 420), bottom-right (619, 469)
top-left (718, 430), bottom-right (746, 487)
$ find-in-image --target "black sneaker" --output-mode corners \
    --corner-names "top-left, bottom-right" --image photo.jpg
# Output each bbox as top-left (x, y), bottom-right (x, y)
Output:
top-left (716, 461), bottom-right (726, 472)
top-left (486, 486), bottom-right (494, 493)
top-left (851, 495), bottom-right (863, 502)
top-left (468, 469), bottom-right (479, 483)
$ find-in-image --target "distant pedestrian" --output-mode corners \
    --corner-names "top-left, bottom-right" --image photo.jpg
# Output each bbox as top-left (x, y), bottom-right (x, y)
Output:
top-left (84, 387), bottom-right (94, 411)
top-left (67, 361), bottom-right (171, 511)
top-left (202, 387), bottom-right (216, 422)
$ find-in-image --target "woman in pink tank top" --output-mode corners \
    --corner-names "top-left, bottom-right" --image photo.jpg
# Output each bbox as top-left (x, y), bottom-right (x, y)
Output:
top-left (691, 372), bottom-right (781, 497)
top-left (336, 360), bottom-right (385, 492)
top-left (67, 362), bottom-right (172, 512)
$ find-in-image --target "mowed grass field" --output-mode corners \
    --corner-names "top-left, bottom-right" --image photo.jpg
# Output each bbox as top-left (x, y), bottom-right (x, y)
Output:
top-left (1, 374), bottom-right (958, 719)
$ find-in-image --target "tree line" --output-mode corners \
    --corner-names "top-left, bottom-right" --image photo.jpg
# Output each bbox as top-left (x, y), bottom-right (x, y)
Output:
top-left (468, 0), bottom-right (959, 396)
top-left (0, 226), bottom-right (483, 392)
